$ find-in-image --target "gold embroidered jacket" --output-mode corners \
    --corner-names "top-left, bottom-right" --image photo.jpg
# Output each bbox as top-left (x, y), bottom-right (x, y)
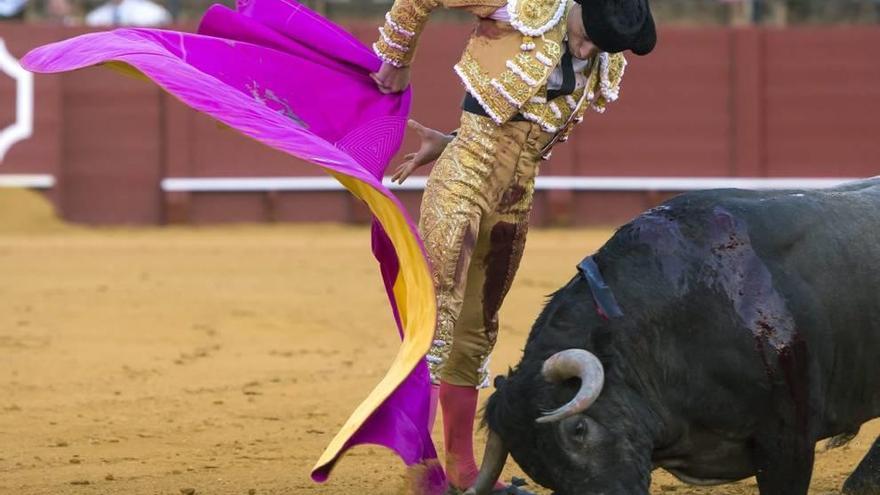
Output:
top-left (525, 51), bottom-right (627, 143)
top-left (375, 0), bottom-right (570, 125)
top-left (375, 0), bottom-right (626, 135)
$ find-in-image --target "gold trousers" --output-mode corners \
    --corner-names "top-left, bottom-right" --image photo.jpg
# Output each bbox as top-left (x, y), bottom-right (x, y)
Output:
top-left (420, 112), bottom-right (553, 387)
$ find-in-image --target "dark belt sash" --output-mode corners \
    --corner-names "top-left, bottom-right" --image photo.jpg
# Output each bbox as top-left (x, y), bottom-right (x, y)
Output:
top-left (462, 93), bottom-right (529, 122)
top-left (461, 91), bottom-right (585, 160)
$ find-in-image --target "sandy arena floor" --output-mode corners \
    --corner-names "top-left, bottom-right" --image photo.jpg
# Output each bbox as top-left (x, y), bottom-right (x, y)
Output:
top-left (0, 190), bottom-right (876, 494)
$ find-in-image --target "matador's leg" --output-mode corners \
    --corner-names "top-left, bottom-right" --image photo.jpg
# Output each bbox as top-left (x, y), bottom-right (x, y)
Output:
top-left (437, 181), bottom-right (539, 491)
top-left (421, 113), bottom-right (533, 382)
top-left (442, 120), bottom-right (549, 389)
top-left (434, 117), bottom-right (550, 491)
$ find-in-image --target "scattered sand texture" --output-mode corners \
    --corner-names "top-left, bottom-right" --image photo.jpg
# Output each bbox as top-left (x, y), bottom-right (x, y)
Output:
top-left (0, 193), bottom-right (875, 494)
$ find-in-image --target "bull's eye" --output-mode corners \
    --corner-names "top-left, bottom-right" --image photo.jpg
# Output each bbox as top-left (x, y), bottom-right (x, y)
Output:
top-left (558, 416), bottom-right (598, 465)
top-left (559, 416), bottom-right (596, 454)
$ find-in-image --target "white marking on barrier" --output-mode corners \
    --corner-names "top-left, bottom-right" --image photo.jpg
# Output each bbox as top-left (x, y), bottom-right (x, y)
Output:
top-left (0, 174), bottom-right (55, 188)
top-left (161, 176), bottom-right (864, 193)
top-left (533, 177), bottom-right (864, 191)
top-left (0, 38), bottom-right (34, 163)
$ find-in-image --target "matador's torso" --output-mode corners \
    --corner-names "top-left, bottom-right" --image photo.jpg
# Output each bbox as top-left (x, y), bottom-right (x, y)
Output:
top-left (374, 0), bottom-right (627, 143)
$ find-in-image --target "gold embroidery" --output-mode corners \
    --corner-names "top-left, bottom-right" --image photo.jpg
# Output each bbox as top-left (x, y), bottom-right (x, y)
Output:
top-left (455, 52), bottom-right (518, 124)
top-left (374, 40), bottom-right (408, 67)
top-left (509, 0), bottom-right (568, 36)
top-left (455, 10), bottom-right (567, 124)
top-left (512, 53), bottom-right (549, 85)
top-left (374, 0), bottom-right (440, 67)
top-left (422, 113), bottom-right (548, 387)
top-left (493, 70), bottom-right (538, 107)
top-left (586, 52), bottom-right (627, 113)
top-left (384, 11), bottom-right (415, 37)
top-left (541, 37), bottom-right (563, 63)
top-left (527, 52), bottom-right (628, 153)
top-left (422, 113), bottom-right (500, 383)
top-left (379, 26), bottom-right (411, 52)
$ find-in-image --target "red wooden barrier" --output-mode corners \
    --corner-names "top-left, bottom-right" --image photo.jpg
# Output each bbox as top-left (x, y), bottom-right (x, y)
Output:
top-left (1, 22), bottom-right (878, 226)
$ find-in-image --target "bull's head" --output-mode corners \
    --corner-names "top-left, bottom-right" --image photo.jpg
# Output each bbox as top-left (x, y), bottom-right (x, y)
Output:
top-left (469, 333), bottom-right (656, 494)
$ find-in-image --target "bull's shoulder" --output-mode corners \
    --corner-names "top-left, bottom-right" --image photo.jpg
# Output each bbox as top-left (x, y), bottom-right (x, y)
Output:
top-left (598, 189), bottom-right (815, 272)
top-left (596, 180), bottom-right (880, 287)
top-left (602, 191), bottom-right (754, 255)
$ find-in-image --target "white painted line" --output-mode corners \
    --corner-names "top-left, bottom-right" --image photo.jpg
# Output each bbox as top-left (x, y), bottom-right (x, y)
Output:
top-left (0, 174), bottom-right (55, 188)
top-left (533, 176), bottom-right (864, 191)
top-left (162, 177), bottom-right (386, 192)
top-left (0, 38), bottom-right (35, 163)
top-left (161, 176), bottom-right (864, 193)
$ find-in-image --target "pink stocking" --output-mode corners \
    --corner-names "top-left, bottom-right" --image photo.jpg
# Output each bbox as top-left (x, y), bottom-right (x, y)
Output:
top-left (439, 381), bottom-right (480, 489)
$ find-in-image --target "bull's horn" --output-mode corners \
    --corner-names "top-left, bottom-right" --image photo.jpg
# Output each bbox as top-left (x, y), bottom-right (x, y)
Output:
top-left (535, 349), bottom-right (604, 424)
top-left (465, 429), bottom-right (508, 495)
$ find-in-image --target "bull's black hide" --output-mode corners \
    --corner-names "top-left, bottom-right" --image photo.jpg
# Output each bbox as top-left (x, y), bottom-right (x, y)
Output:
top-left (486, 179), bottom-right (880, 495)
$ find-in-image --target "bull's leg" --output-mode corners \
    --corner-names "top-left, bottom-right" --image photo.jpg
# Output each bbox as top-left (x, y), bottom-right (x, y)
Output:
top-left (843, 436), bottom-right (880, 495)
top-left (752, 431), bottom-right (815, 495)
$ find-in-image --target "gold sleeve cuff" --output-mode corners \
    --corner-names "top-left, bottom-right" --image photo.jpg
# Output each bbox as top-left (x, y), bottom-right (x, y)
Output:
top-left (374, 0), bottom-right (439, 67)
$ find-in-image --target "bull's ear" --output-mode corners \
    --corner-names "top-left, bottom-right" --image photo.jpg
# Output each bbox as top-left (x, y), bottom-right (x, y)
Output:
top-left (493, 375), bottom-right (508, 389)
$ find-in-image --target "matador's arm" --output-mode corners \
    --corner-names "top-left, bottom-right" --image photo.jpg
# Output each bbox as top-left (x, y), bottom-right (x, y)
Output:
top-left (373, 0), bottom-right (441, 68)
top-left (374, 0), bottom-right (506, 68)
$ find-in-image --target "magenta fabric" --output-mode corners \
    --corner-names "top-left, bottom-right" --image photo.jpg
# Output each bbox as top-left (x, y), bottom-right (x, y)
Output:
top-left (22, 0), bottom-right (443, 490)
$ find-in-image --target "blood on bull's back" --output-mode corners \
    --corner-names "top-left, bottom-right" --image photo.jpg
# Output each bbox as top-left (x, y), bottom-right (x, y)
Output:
top-left (478, 178), bottom-right (880, 495)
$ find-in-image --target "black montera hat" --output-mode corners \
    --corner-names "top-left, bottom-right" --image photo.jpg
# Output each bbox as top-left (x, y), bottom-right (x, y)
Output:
top-left (575, 0), bottom-right (657, 56)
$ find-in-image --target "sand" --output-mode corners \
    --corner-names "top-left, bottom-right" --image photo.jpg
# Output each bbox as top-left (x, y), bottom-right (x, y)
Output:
top-left (0, 189), bottom-right (876, 494)
top-left (0, 189), bottom-right (70, 234)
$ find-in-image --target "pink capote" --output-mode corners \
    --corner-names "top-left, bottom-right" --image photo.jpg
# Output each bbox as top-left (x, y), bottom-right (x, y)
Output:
top-left (22, 0), bottom-right (444, 491)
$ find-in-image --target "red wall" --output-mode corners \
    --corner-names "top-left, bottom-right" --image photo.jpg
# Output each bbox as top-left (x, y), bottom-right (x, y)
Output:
top-left (1, 22), bottom-right (879, 226)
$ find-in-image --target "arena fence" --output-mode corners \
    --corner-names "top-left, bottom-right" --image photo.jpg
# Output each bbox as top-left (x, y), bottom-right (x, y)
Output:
top-left (0, 174), bottom-right (54, 188)
top-left (162, 176), bottom-right (864, 193)
top-left (1, 23), bottom-right (878, 226)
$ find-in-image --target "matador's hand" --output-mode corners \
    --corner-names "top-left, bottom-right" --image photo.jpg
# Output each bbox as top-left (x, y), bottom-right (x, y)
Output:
top-left (391, 120), bottom-right (453, 184)
top-left (371, 62), bottom-right (412, 94)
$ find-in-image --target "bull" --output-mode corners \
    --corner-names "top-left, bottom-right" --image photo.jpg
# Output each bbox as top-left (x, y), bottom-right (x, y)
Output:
top-left (467, 179), bottom-right (880, 495)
